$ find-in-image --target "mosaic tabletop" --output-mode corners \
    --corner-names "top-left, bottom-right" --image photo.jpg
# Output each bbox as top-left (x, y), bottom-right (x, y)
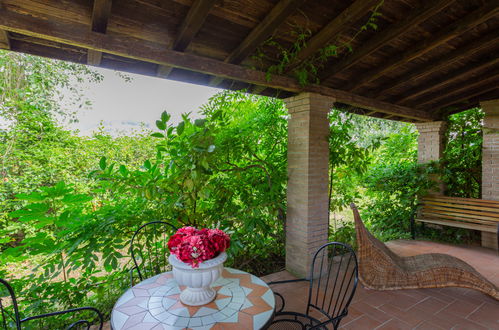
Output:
top-left (111, 268), bottom-right (275, 330)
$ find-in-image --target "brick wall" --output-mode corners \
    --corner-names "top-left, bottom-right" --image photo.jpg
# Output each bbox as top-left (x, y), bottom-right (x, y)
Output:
top-left (414, 121), bottom-right (447, 194)
top-left (481, 99), bottom-right (499, 250)
top-left (285, 93), bottom-right (334, 278)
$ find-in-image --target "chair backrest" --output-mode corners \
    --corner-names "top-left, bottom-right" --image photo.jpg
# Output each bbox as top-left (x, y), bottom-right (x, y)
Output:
top-left (0, 279), bottom-right (21, 330)
top-left (130, 221), bottom-right (177, 281)
top-left (306, 242), bottom-right (358, 329)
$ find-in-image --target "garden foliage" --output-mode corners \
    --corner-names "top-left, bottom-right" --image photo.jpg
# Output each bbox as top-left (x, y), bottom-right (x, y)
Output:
top-left (0, 51), bottom-right (484, 327)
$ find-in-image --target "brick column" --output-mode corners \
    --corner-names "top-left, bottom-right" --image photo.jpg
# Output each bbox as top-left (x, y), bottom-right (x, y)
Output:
top-left (414, 121), bottom-right (447, 194)
top-left (285, 93), bottom-right (334, 278)
top-left (481, 99), bottom-right (499, 250)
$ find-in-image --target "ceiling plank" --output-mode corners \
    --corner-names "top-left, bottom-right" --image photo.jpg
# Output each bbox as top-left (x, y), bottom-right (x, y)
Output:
top-left (434, 85), bottom-right (499, 111)
top-left (88, 0), bottom-right (113, 66)
top-left (399, 57), bottom-right (499, 105)
top-left (286, 0), bottom-right (380, 70)
top-left (376, 31), bottom-right (499, 99)
top-left (209, 0), bottom-right (306, 87)
top-left (320, 0), bottom-right (453, 82)
top-left (347, 1), bottom-right (499, 92)
top-left (0, 8), bottom-right (434, 122)
top-left (0, 29), bottom-right (9, 49)
top-left (157, 0), bottom-right (216, 78)
top-left (415, 67), bottom-right (499, 109)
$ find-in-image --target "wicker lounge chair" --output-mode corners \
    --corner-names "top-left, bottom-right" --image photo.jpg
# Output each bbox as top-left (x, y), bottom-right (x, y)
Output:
top-left (350, 203), bottom-right (499, 300)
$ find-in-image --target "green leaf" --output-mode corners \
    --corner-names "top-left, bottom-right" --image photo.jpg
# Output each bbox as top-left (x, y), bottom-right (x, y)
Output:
top-left (144, 160), bottom-right (152, 170)
top-left (15, 192), bottom-right (44, 201)
top-left (194, 119), bottom-right (206, 127)
top-left (62, 194), bottom-right (93, 204)
top-left (156, 120), bottom-right (166, 131)
top-left (177, 122), bottom-right (185, 135)
top-left (151, 132), bottom-right (164, 138)
top-left (161, 111), bottom-right (171, 123)
top-left (119, 165), bottom-right (128, 176)
top-left (99, 157), bottom-right (107, 170)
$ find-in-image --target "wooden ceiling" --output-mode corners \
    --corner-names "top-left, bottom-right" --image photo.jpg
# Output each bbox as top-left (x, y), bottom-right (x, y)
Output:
top-left (0, 0), bottom-right (498, 122)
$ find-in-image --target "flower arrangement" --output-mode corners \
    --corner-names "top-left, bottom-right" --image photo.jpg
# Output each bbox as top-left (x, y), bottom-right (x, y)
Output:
top-left (168, 227), bottom-right (230, 268)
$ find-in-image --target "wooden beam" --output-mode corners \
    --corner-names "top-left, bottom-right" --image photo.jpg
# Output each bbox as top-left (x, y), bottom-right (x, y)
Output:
top-left (209, 0), bottom-right (306, 87)
top-left (88, 0), bottom-right (113, 66)
top-left (377, 30), bottom-right (499, 99)
top-left (320, 0), bottom-right (453, 82)
top-left (91, 0), bottom-right (112, 33)
top-left (434, 86), bottom-right (499, 111)
top-left (157, 0), bottom-right (216, 78)
top-left (347, 2), bottom-right (499, 92)
top-left (415, 68), bottom-right (499, 109)
top-left (399, 57), bottom-right (499, 105)
top-left (173, 0), bottom-right (216, 52)
top-left (286, 0), bottom-right (380, 70)
top-left (0, 29), bottom-right (9, 49)
top-left (0, 7), bottom-right (434, 122)
top-left (87, 49), bottom-right (103, 66)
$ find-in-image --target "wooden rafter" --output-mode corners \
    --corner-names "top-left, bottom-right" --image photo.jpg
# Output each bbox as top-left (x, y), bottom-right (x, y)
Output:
top-left (0, 29), bottom-right (9, 49)
top-left (88, 0), bottom-right (112, 66)
top-left (399, 57), bottom-right (499, 105)
top-left (209, 0), bottom-right (306, 86)
top-left (0, 7), bottom-right (434, 122)
top-left (347, 1), bottom-right (499, 92)
top-left (377, 31), bottom-right (499, 99)
top-left (320, 0), bottom-right (453, 82)
top-left (435, 85), bottom-right (499, 111)
top-left (157, 0), bottom-right (216, 77)
top-left (415, 67), bottom-right (499, 109)
top-left (286, 0), bottom-right (380, 70)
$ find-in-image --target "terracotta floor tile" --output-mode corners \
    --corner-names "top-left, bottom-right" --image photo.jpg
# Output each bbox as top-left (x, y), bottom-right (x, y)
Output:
top-left (340, 315), bottom-right (382, 330)
top-left (435, 310), bottom-right (488, 330)
top-left (466, 301), bottom-right (499, 329)
top-left (378, 303), bottom-right (426, 327)
top-left (375, 318), bottom-right (412, 330)
top-left (412, 297), bottom-right (450, 315)
top-left (350, 301), bottom-right (391, 324)
top-left (413, 320), bottom-right (446, 330)
top-left (439, 300), bottom-right (484, 318)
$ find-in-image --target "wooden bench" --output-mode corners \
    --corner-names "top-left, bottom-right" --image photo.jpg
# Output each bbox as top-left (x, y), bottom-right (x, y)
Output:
top-left (411, 195), bottom-right (499, 251)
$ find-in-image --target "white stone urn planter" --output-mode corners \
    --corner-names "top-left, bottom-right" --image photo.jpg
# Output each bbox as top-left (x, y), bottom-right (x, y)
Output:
top-left (168, 252), bottom-right (227, 306)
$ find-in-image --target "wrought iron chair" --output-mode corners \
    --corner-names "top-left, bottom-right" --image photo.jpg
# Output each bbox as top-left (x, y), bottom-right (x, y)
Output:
top-left (268, 242), bottom-right (358, 330)
top-left (129, 221), bottom-right (177, 285)
top-left (0, 278), bottom-right (103, 329)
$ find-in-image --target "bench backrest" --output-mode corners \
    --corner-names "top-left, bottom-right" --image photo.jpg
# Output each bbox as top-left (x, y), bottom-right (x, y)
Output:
top-left (418, 195), bottom-right (499, 226)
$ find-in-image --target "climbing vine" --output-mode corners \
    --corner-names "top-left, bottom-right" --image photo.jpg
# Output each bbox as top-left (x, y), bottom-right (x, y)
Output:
top-left (252, 1), bottom-right (384, 86)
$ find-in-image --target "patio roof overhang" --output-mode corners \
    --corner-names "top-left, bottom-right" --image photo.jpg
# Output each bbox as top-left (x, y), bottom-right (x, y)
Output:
top-left (0, 0), bottom-right (497, 123)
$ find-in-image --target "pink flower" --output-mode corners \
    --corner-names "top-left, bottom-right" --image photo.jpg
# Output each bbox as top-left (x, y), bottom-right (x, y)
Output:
top-left (167, 233), bottom-right (184, 252)
top-left (167, 226), bottom-right (230, 268)
top-left (208, 229), bottom-right (231, 253)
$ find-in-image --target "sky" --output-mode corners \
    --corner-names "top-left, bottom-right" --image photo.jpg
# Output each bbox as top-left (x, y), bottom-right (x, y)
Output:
top-left (66, 67), bottom-right (222, 136)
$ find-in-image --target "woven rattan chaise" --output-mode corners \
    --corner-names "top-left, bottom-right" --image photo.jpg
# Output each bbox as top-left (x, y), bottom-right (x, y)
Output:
top-left (350, 203), bottom-right (499, 300)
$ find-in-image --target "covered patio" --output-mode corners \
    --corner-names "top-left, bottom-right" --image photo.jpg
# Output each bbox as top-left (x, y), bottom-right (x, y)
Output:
top-left (1, 0), bottom-right (498, 328)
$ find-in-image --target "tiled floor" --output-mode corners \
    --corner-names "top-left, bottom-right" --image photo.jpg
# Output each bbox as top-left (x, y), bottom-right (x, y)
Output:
top-left (262, 240), bottom-right (499, 330)
top-left (95, 239), bottom-right (498, 329)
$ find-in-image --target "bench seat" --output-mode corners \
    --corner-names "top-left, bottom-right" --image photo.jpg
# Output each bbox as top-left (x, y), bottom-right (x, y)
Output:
top-left (412, 195), bottom-right (499, 251)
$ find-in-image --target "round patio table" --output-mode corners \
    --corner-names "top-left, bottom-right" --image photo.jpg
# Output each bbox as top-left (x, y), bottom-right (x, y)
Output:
top-left (111, 267), bottom-right (275, 329)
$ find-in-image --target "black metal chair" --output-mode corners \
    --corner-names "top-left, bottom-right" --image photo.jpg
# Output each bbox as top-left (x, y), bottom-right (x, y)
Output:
top-left (268, 242), bottom-right (359, 330)
top-left (0, 278), bottom-right (103, 330)
top-left (129, 221), bottom-right (177, 285)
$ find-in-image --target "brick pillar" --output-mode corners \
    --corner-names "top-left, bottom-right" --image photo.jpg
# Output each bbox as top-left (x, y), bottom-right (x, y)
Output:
top-left (285, 93), bottom-right (334, 278)
top-left (414, 121), bottom-right (447, 194)
top-left (481, 99), bottom-right (499, 250)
